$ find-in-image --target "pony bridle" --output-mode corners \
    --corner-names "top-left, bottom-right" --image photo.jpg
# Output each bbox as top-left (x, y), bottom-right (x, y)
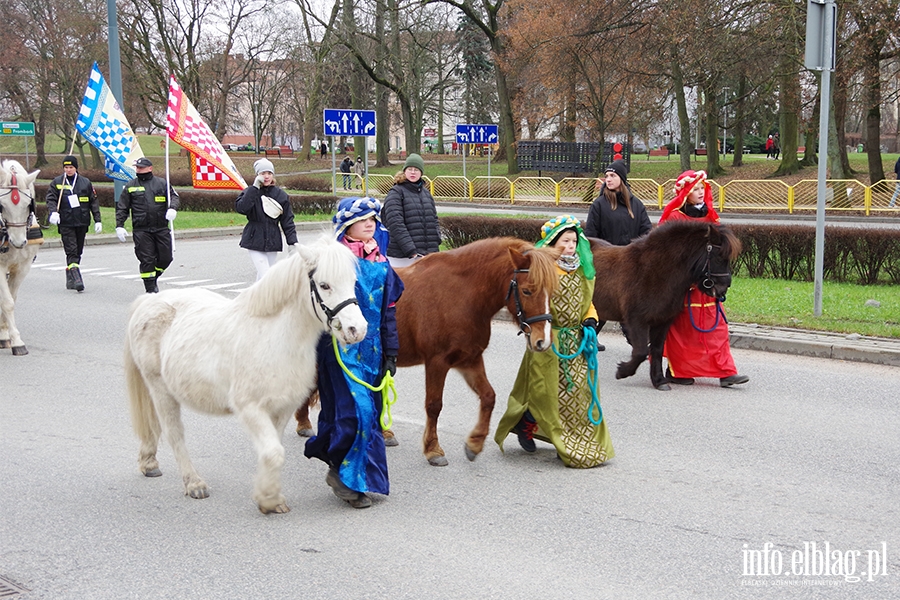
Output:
top-left (307, 268), bottom-right (359, 328)
top-left (0, 169), bottom-right (34, 230)
top-left (699, 242), bottom-right (730, 301)
top-left (506, 268), bottom-right (552, 337)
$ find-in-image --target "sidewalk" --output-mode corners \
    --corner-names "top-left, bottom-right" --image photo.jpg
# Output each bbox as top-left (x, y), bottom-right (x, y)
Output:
top-left (40, 226), bottom-right (900, 368)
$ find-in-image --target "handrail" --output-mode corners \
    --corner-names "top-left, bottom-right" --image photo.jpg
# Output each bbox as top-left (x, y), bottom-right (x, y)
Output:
top-left (353, 174), bottom-right (900, 213)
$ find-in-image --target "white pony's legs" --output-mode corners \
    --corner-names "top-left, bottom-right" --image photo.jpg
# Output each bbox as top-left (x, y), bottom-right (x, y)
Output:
top-left (248, 250), bottom-right (278, 281)
top-left (238, 403), bottom-right (290, 514)
top-left (149, 383), bottom-right (209, 499)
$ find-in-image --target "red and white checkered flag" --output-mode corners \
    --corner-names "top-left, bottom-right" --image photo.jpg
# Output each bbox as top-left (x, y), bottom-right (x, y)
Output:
top-left (166, 76), bottom-right (247, 190)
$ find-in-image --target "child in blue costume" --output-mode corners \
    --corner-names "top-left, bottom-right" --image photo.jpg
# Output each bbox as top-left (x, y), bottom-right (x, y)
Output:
top-left (304, 197), bottom-right (404, 508)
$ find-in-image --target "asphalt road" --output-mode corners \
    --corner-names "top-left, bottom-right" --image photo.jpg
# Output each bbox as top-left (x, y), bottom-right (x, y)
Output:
top-left (1, 236), bottom-right (898, 599)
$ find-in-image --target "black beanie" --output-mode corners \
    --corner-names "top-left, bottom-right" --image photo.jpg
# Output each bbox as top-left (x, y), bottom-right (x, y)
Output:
top-left (605, 159), bottom-right (628, 185)
top-left (62, 155), bottom-right (78, 169)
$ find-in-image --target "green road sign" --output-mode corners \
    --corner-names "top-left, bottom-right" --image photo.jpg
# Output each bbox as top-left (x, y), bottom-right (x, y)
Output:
top-left (0, 122), bottom-right (36, 136)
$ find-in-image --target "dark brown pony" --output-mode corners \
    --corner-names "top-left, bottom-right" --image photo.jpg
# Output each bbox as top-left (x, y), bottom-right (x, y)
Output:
top-left (296, 237), bottom-right (560, 466)
top-left (591, 221), bottom-right (741, 391)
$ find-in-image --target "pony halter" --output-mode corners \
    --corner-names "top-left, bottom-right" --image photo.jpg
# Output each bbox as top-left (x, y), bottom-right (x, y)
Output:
top-left (505, 268), bottom-right (552, 337)
top-left (307, 268), bottom-right (359, 328)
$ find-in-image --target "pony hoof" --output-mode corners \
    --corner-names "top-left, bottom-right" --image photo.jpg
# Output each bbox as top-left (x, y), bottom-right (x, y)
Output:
top-left (463, 444), bottom-right (479, 462)
top-left (384, 436), bottom-right (399, 447)
top-left (427, 455), bottom-right (449, 467)
top-left (655, 383), bottom-right (672, 391)
top-left (0, 339), bottom-right (9, 349)
top-left (187, 486), bottom-right (210, 499)
top-left (11, 345), bottom-right (28, 356)
top-left (259, 503), bottom-right (290, 515)
top-left (143, 468), bottom-right (163, 478)
top-left (296, 428), bottom-right (314, 437)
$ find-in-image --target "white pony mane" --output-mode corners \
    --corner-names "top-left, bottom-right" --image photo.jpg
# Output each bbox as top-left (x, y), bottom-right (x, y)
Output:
top-left (236, 235), bottom-right (358, 318)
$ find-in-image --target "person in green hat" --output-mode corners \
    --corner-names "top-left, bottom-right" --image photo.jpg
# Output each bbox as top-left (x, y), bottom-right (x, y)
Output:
top-left (382, 153), bottom-right (440, 267)
top-left (494, 215), bottom-right (614, 468)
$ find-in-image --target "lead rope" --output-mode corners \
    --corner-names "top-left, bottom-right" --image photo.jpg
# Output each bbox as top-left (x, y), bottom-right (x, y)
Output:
top-left (331, 334), bottom-right (398, 430)
top-left (686, 289), bottom-right (728, 333)
top-left (552, 324), bottom-right (603, 426)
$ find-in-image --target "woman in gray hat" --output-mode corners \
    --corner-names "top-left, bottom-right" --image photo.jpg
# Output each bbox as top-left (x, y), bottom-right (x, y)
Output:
top-left (235, 158), bottom-right (298, 280)
top-left (381, 153), bottom-right (440, 267)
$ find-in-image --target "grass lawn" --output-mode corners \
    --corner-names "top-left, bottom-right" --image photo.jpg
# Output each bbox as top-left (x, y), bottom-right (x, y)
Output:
top-left (726, 277), bottom-right (900, 338)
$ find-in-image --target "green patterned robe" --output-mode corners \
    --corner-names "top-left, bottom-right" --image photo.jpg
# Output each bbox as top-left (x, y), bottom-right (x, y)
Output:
top-left (495, 267), bottom-right (614, 468)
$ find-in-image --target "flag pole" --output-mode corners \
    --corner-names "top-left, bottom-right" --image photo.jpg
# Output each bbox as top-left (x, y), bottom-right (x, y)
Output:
top-left (54, 131), bottom-right (79, 222)
top-left (165, 132), bottom-right (175, 252)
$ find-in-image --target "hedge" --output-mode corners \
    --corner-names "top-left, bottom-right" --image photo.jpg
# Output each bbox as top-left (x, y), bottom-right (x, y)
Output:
top-left (34, 184), bottom-right (338, 216)
top-left (439, 216), bottom-right (900, 285)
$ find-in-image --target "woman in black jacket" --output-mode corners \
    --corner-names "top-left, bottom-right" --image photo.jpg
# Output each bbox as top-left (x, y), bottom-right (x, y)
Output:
top-left (235, 158), bottom-right (298, 280)
top-left (583, 159), bottom-right (651, 246)
top-left (382, 153), bottom-right (440, 267)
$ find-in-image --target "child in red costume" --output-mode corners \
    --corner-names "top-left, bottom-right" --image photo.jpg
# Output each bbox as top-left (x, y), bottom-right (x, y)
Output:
top-left (658, 170), bottom-right (749, 388)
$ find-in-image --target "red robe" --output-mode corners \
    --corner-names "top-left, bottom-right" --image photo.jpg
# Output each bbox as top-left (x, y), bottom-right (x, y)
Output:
top-left (659, 197), bottom-right (737, 378)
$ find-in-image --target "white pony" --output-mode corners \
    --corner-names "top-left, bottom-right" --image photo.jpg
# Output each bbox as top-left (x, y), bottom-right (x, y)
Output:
top-left (0, 159), bottom-right (41, 355)
top-left (125, 236), bottom-right (367, 514)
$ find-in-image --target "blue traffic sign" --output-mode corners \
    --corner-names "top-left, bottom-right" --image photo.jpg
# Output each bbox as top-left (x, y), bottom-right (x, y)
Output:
top-left (323, 109), bottom-right (376, 137)
top-left (456, 124), bottom-right (498, 144)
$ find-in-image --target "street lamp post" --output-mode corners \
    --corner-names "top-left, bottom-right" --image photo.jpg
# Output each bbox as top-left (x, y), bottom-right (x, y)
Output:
top-left (722, 87), bottom-right (730, 156)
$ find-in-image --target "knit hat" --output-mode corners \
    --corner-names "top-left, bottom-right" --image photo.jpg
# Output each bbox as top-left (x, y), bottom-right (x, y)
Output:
top-left (659, 169), bottom-right (720, 224)
top-left (333, 196), bottom-right (389, 251)
top-left (62, 155), bottom-right (78, 169)
top-left (604, 159), bottom-right (628, 185)
top-left (254, 158), bottom-right (275, 175)
top-left (403, 153), bottom-right (425, 173)
top-left (535, 215), bottom-right (595, 280)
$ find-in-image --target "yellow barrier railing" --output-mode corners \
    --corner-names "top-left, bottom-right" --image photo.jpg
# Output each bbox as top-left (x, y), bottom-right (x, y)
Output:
top-left (359, 174), bottom-right (897, 215)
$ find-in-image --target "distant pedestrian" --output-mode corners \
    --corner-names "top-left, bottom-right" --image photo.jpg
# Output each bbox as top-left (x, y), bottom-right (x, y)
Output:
top-left (765, 135), bottom-right (774, 159)
top-left (320, 140), bottom-right (328, 158)
top-left (354, 155), bottom-right (366, 189)
top-left (772, 133), bottom-right (780, 160)
top-left (45, 155), bottom-right (101, 292)
top-left (340, 156), bottom-right (354, 190)
top-left (115, 158), bottom-right (179, 293)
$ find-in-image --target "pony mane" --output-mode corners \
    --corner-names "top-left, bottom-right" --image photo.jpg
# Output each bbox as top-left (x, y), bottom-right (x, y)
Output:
top-left (236, 236), bottom-right (357, 318)
top-left (522, 243), bottom-right (560, 297)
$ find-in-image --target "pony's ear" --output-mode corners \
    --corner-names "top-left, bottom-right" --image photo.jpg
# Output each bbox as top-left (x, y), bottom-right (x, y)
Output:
top-left (296, 244), bottom-right (316, 269)
top-left (508, 246), bottom-right (530, 271)
top-left (25, 170), bottom-right (40, 187)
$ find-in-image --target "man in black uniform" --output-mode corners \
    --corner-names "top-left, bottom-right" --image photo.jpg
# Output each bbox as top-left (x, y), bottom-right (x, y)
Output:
top-left (115, 157), bottom-right (179, 293)
top-left (45, 155), bottom-right (102, 292)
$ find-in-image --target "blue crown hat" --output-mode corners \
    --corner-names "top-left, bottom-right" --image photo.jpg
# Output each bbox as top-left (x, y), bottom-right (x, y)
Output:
top-left (333, 196), bottom-right (390, 250)
top-left (535, 215), bottom-right (595, 280)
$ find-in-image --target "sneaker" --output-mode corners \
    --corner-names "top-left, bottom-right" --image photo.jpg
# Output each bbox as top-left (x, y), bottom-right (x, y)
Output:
top-left (512, 417), bottom-right (538, 453)
top-left (326, 468), bottom-right (358, 501)
top-left (720, 374), bottom-right (750, 387)
top-left (347, 493), bottom-right (372, 509)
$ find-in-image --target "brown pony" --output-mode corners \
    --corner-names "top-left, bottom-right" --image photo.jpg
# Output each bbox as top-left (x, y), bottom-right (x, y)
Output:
top-left (296, 237), bottom-right (560, 466)
top-left (591, 221), bottom-right (741, 391)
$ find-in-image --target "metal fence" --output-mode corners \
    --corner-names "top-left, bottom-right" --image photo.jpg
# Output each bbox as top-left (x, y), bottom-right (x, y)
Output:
top-left (337, 174), bottom-right (900, 215)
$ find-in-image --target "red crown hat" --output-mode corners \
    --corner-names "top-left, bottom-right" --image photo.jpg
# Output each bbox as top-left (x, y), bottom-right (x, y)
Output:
top-left (659, 169), bottom-right (720, 224)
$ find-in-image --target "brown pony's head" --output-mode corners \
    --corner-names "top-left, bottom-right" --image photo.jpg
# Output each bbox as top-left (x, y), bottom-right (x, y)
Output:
top-left (506, 243), bottom-right (559, 352)
top-left (694, 224), bottom-right (741, 301)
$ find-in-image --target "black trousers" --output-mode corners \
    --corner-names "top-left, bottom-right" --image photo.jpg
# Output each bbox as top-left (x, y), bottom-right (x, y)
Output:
top-left (132, 228), bottom-right (173, 278)
top-left (60, 226), bottom-right (87, 266)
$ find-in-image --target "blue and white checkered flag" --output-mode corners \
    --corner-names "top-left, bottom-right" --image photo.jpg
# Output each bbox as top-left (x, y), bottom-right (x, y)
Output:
top-left (75, 62), bottom-right (145, 181)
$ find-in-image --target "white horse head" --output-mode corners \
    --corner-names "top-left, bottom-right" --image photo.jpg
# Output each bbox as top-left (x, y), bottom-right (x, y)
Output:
top-left (237, 235), bottom-right (367, 345)
top-left (0, 159), bottom-right (40, 249)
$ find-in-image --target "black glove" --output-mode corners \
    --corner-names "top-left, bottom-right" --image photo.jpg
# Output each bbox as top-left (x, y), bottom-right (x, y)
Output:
top-left (381, 355), bottom-right (397, 379)
top-left (582, 317), bottom-right (598, 331)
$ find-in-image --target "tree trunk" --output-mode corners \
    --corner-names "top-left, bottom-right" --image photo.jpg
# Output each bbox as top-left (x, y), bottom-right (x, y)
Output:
top-left (374, 0), bottom-right (390, 166)
top-left (801, 79), bottom-right (819, 167)
top-left (672, 57), bottom-right (693, 173)
top-left (863, 50), bottom-right (885, 183)
top-left (703, 80), bottom-right (725, 177)
top-left (731, 74), bottom-right (746, 167)
top-left (774, 62), bottom-right (800, 176)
